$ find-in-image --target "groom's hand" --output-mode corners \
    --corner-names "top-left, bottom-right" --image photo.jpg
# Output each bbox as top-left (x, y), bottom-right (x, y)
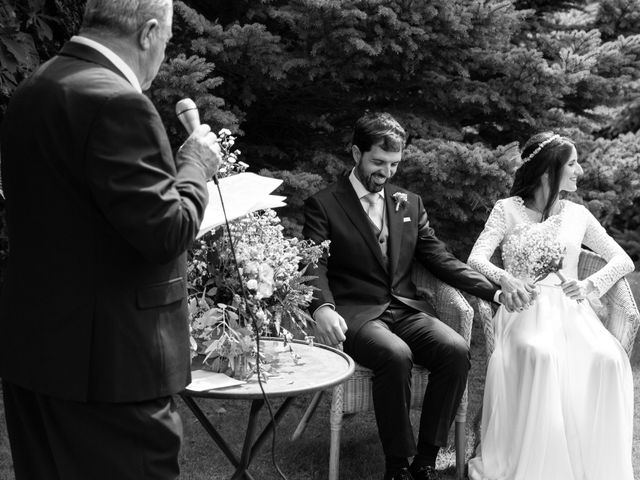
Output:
top-left (499, 274), bottom-right (537, 312)
top-left (313, 305), bottom-right (348, 346)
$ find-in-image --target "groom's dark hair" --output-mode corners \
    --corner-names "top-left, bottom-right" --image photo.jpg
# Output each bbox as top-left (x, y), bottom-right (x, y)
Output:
top-left (352, 112), bottom-right (407, 154)
top-left (511, 131), bottom-right (576, 220)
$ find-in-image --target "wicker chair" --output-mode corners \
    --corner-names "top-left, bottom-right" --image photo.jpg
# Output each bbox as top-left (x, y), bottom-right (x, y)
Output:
top-left (291, 262), bottom-right (474, 480)
top-left (476, 248), bottom-right (640, 358)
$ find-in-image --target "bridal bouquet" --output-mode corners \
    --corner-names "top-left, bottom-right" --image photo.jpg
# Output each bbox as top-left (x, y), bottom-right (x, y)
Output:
top-left (531, 246), bottom-right (566, 283)
top-left (503, 224), bottom-right (565, 282)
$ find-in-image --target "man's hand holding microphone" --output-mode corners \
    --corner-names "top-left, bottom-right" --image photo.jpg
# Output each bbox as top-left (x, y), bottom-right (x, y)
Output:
top-left (175, 98), bottom-right (222, 181)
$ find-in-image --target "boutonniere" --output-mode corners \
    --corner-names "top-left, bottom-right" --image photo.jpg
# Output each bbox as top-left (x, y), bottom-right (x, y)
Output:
top-left (392, 192), bottom-right (409, 212)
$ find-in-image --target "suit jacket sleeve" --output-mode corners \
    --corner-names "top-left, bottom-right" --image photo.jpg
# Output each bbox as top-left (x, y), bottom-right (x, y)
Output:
top-left (413, 196), bottom-right (498, 302)
top-left (87, 91), bottom-right (208, 264)
top-left (303, 193), bottom-right (335, 311)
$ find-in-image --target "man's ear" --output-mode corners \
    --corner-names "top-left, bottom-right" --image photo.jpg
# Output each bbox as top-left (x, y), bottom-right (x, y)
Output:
top-left (138, 18), bottom-right (159, 51)
top-left (351, 145), bottom-right (361, 164)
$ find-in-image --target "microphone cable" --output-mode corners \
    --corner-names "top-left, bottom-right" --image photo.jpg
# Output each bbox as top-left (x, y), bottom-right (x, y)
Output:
top-left (212, 175), bottom-right (289, 480)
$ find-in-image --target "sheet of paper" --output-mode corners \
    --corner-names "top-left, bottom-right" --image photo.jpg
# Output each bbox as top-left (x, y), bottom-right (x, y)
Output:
top-left (197, 173), bottom-right (285, 238)
top-left (186, 369), bottom-right (246, 391)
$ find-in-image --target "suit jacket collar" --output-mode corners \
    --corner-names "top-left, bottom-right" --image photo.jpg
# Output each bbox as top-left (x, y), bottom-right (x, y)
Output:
top-left (334, 176), bottom-right (407, 276)
top-left (384, 184), bottom-right (405, 277)
top-left (59, 41), bottom-right (131, 86)
top-left (334, 175), bottom-right (387, 270)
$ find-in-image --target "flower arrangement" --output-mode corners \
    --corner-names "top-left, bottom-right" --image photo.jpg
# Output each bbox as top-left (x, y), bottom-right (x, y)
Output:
top-left (187, 130), bottom-right (329, 379)
top-left (392, 192), bottom-right (408, 212)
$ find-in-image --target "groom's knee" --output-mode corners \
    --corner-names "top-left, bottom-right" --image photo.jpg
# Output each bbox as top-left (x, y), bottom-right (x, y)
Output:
top-left (445, 336), bottom-right (470, 377)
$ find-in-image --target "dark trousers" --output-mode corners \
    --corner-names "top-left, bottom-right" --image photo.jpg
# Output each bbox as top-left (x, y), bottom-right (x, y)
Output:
top-left (2, 380), bottom-right (183, 480)
top-left (345, 305), bottom-right (470, 458)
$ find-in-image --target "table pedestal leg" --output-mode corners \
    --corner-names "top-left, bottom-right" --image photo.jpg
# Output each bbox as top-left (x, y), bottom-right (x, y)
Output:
top-left (180, 394), bottom-right (240, 467)
top-left (231, 397), bottom-right (295, 480)
top-left (182, 394), bottom-right (296, 480)
top-left (231, 400), bottom-right (263, 480)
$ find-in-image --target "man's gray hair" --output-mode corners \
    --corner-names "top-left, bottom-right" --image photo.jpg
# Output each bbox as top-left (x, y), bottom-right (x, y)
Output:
top-left (81, 0), bottom-right (171, 36)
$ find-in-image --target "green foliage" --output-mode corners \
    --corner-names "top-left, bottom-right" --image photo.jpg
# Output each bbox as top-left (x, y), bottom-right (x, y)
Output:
top-left (169, 0), bottom-right (640, 254)
top-left (4, 0), bottom-right (640, 275)
top-left (0, 0), bottom-right (83, 115)
top-left (574, 132), bottom-right (640, 262)
top-left (596, 0), bottom-right (640, 40)
top-left (147, 53), bottom-right (238, 149)
top-left (394, 140), bottom-right (520, 256)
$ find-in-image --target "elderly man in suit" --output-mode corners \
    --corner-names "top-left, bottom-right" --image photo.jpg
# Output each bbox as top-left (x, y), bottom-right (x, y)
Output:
top-left (303, 112), bottom-right (533, 480)
top-left (0, 1), bottom-right (221, 479)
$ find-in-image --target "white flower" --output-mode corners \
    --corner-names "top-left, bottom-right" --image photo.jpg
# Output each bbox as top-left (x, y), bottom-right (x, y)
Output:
top-left (392, 192), bottom-right (409, 212)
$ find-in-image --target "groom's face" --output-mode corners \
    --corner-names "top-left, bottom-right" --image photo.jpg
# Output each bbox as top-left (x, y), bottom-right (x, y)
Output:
top-left (353, 142), bottom-right (402, 193)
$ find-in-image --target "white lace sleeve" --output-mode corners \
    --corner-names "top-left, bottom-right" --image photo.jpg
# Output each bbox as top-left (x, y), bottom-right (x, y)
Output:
top-left (468, 199), bottom-right (509, 284)
top-left (581, 206), bottom-right (634, 297)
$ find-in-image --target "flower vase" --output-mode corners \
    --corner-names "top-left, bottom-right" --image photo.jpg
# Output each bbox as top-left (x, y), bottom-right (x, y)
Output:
top-left (206, 354), bottom-right (251, 379)
top-left (231, 354), bottom-right (250, 380)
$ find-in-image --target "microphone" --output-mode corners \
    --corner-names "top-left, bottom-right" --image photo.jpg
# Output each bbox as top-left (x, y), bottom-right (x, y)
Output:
top-left (175, 98), bottom-right (218, 184)
top-left (175, 98), bottom-right (200, 134)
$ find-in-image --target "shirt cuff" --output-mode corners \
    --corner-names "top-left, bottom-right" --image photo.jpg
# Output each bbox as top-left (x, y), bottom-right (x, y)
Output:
top-left (493, 290), bottom-right (502, 304)
top-left (312, 303), bottom-right (335, 321)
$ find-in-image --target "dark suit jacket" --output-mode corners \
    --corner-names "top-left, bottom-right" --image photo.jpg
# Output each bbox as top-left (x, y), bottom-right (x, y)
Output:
top-left (0, 41), bottom-right (208, 402)
top-left (303, 175), bottom-right (498, 335)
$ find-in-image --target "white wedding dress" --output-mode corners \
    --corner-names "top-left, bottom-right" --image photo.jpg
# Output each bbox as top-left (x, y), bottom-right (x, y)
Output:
top-left (467, 196), bottom-right (635, 480)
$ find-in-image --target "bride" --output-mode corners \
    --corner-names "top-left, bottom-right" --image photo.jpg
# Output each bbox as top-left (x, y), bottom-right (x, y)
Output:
top-left (467, 132), bottom-right (635, 480)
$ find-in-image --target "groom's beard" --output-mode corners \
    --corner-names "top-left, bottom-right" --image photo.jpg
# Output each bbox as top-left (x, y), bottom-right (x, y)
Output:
top-left (356, 167), bottom-right (389, 193)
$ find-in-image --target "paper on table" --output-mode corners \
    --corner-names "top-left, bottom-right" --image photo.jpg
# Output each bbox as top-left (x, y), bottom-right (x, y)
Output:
top-left (186, 369), bottom-right (246, 391)
top-left (197, 172), bottom-right (286, 238)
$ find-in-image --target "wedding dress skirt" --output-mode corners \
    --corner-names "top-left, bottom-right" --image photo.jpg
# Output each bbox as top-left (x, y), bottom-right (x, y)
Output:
top-left (468, 281), bottom-right (634, 480)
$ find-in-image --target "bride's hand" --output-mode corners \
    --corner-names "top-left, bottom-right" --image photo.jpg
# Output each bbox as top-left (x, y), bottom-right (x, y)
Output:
top-left (560, 279), bottom-right (594, 301)
top-left (499, 274), bottom-right (537, 312)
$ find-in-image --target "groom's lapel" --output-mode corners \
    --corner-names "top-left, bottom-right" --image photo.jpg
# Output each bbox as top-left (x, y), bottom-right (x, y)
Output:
top-left (333, 176), bottom-right (387, 270)
top-left (386, 185), bottom-right (405, 278)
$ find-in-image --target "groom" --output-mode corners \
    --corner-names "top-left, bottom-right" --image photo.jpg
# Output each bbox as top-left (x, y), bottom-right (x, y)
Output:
top-left (303, 112), bottom-right (521, 480)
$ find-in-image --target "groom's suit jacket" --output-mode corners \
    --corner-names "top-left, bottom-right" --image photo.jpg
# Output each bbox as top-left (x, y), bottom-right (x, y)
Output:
top-left (304, 174), bottom-right (498, 335)
top-left (0, 41), bottom-right (209, 403)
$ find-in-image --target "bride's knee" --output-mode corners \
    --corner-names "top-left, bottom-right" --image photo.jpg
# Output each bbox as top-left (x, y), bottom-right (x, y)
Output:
top-left (517, 340), bottom-right (555, 364)
top-left (591, 349), bottom-right (623, 372)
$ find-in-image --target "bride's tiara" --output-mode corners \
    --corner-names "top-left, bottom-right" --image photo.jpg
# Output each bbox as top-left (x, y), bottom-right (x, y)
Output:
top-left (522, 134), bottom-right (560, 164)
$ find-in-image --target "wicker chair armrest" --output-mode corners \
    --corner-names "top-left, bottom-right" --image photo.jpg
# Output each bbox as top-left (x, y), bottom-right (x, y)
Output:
top-left (475, 298), bottom-right (496, 356)
top-left (412, 262), bottom-right (474, 345)
top-left (577, 249), bottom-right (640, 357)
top-left (598, 277), bottom-right (640, 356)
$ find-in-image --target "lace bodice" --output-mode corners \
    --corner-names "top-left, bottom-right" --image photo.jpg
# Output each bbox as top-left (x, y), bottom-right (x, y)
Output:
top-left (468, 197), bottom-right (634, 297)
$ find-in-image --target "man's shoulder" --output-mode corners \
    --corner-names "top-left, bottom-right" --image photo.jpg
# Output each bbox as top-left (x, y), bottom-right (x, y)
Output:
top-left (386, 183), bottom-right (421, 201)
top-left (306, 176), bottom-right (348, 201)
top-left (387, 183), bottom-right (413, 194)
top-left (26, 50), bottom-right (142, 111)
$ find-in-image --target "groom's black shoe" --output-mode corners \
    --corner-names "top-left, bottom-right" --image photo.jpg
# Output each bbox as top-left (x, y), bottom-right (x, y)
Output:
top-left (383, 467), bottom-right (414, 480)
top-left (409, 464), bottom-right (441, 480)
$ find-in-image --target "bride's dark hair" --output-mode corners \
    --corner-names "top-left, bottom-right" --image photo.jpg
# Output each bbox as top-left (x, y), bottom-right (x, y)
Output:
top-left (510, 131), bottom-right (575, 220)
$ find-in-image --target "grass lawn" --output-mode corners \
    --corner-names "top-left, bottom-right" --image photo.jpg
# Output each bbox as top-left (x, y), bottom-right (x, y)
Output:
top-left (1, 275), bottom-right (640, 479)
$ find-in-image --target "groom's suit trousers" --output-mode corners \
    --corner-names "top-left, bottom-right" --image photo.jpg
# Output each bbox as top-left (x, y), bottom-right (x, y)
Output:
top-left (344, 302), bottom-right (470, 456)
